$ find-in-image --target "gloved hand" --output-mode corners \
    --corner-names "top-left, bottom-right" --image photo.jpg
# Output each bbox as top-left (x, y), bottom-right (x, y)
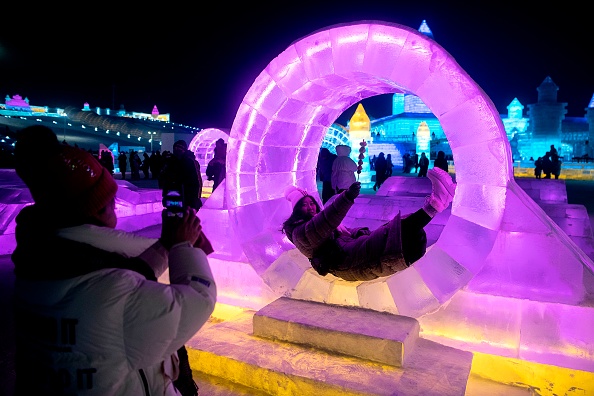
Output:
top-left (345, 181), bottom-right (361, 201)
top-left (353, 227), bottom-right (371, 238)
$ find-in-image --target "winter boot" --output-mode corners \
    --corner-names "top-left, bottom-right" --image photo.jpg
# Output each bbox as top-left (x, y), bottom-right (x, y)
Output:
top-left (423, 167), bottom-right (456, 217)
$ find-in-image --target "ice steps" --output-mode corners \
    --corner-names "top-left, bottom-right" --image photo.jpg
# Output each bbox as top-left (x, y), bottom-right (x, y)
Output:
top-left (187, 297), bottom-right (474, 395)
top-left (253, 297), bottom-right (421, 368)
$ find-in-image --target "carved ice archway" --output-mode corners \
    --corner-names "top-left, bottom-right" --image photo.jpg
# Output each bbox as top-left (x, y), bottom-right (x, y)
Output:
top-left (226, 21), bottom-right (514, 314)
top-left (188, 128), bottom-right (229, 171)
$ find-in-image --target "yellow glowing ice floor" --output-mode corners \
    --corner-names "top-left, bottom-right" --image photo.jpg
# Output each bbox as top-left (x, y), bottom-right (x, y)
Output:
top-left (187, 303), bottom-right (592, 396)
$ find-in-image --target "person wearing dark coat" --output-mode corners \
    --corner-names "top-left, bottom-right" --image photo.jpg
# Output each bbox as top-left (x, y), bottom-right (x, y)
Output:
top-left (117, 152), bottom-right (128, 180)
top-left (551, 152), bottom-right (562, 179)
top-left (281, 167), bottom-right (457, 282)
top-left (141, 152), bottom-right (151, 179)
top-left (542, 152), bottom-right (553, 179)
top-left (159, 140), bottom-right (203, 211)
top-left (317, 147), bottom-right (337, 204)
top-left (373, 152), bottom-right (387, 191)
top-left (99, 150), bottom-right (115, 175)
top-left (433, 150), bottom-right (448, 173)
top-left (385, 154), bottom-right (393, 178)
top-left (150, 151), bottom-right (163, 180)
top-left (418, 152), bottom-right (430, 177)
top-left (205, 138), bottom-right (227, 192)
top-left (534, 157), bottom-right (543, 179)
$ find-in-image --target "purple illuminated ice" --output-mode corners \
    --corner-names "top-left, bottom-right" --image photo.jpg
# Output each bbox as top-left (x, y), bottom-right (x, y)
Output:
top-left (214, 21), bottom-right (594, 372)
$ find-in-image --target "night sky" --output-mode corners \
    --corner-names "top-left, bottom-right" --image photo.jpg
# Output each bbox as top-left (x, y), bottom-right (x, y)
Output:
top-left (1, 2), bottom-right (590, 129)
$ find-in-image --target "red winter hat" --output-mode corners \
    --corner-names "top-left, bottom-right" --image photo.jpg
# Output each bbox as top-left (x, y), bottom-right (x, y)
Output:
top-left (15, 126), bottom-right (118, 217)
top-left (51, 145), bottom-right (118, 216)
top-left (31, 145), bottom-right (117, 217)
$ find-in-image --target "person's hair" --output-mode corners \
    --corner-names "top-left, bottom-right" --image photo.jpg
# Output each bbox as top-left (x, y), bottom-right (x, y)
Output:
top-left (14, 125), bottom-right (61, 187)
top-left (173, 140), bottom-right (188, 150)
top-left (281, 194), bottom-right (320, 234)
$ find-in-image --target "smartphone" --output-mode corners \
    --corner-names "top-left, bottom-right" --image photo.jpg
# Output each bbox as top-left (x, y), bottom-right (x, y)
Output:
top-left (163, 188), bottom-right (185, 217)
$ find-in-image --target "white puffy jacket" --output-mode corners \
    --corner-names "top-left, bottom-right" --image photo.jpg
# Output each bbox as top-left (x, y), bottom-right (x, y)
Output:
top-left (14, 225), bottom-right (216, 395)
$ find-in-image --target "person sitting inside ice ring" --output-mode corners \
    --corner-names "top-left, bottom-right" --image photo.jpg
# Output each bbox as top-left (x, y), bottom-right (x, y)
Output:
top-left (281, 167), bottom-right (456, 282)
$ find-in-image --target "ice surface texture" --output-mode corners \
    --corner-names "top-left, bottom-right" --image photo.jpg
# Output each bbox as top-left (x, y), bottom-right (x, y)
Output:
top-left (221, 20), bottom-right (594, 324)
top-left (227, 21), bottom-right (515, 285)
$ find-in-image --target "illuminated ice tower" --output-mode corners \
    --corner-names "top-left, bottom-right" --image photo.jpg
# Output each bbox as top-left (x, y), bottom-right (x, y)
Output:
top-left (415, 121), bottom-right (431, 157)
top-left (347, 103), bottom-right (373, 184)
top-left (526, 76), bottom-right (567, 158)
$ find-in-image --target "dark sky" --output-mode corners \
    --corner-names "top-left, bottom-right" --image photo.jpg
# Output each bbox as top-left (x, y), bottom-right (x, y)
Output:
top-left (1, 2), bottom-right (591, 129)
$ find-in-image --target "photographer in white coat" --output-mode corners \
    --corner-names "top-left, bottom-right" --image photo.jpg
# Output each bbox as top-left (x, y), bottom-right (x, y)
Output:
top-left (11, 126), bottom-right (216, 395)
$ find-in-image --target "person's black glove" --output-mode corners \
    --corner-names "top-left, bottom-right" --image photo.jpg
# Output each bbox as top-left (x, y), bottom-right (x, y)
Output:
top-left (353, 227), bottom-right (371, 238)
top-left (345, 181), bottom-right (361, 201)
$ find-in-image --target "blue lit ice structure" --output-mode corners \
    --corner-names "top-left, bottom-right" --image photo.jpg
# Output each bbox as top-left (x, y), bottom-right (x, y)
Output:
top-left (321, 123), bottom-right (350, 155)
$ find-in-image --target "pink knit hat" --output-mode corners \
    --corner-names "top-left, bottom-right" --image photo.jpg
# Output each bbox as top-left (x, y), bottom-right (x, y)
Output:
top-left (284, 186), bottom-right (309, 209)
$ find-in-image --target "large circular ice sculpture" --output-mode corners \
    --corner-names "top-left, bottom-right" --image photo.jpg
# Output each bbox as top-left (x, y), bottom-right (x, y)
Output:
top-left (226, 21), bottom-right (513, 284)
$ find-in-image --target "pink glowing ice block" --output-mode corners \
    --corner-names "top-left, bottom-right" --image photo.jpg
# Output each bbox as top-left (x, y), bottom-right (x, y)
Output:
top-left (220, 21), bottom-right (594, 372)
top-left (227, 21), bottom-right (516, 291)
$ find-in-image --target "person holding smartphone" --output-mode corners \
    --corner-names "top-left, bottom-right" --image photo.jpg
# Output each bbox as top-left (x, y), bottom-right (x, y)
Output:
top-left (11, 126), bottom-right (216, 395)
top-left (159, 140), bottom-right (203, 211)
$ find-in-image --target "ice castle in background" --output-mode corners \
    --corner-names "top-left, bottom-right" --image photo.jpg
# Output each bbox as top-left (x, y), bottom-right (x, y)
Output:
top-left (369, 75), bottom-right (594, 165)
top-left (304, 19), bottom-right (594, 193)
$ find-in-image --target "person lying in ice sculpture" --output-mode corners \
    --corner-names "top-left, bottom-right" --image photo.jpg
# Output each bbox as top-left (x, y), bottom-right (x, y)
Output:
top-left (281, 167), bottom-right (456, 281)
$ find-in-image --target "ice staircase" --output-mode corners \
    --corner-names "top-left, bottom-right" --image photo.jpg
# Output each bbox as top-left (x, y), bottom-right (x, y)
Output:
top-left (186, 297), bottom-right (479, 395)
top-left (367, 142), bottom-right (401, 164)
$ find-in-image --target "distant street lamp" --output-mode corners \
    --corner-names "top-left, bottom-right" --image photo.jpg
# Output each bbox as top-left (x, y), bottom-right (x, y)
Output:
top-left (148, 131), bottom-right (156, 152)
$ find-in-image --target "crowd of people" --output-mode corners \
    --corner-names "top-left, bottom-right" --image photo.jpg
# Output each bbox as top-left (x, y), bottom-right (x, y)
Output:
top-left (533, 145), bottom-right (562, 179)
top-left (96, 148), bottom-right (167, 182)
top-left (93, 140), bottom-right (226, 206)
top-left (319, 148), bottom-right (451, 196)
